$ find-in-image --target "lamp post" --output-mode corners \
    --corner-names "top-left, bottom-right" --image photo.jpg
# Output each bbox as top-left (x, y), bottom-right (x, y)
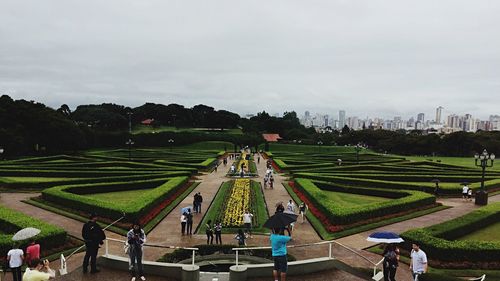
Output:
top-left (125, 139), bottom-right (134, 160)
top-left (355, 144), bottom-right (362, 165)
top-left (168, 139), bottom-right (174, 152)
top-left (317, 140), bottom-right (323, 153)
top-left (474, 149), bottom-right (495, 205)
top-left (127, 112), bottom-right (133, 134)
top-left (0, 147), bottom-right (4, 160)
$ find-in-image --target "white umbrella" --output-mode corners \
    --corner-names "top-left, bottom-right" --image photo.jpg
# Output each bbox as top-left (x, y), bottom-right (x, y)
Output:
top-left (12, 227), bottom-right (41, 241)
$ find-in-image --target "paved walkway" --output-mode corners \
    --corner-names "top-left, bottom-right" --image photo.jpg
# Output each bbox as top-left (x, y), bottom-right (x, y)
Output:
top-left (2, 153), bottom-right (498, 281)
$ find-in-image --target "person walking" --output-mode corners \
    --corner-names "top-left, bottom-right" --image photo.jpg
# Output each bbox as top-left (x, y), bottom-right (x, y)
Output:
top-left (25, 240), bottom-right (41, 266)
top-left (410, 243), bottom-right (427, 281)
top-left (214, 220), bottom-right (223, 245)
top-left (205, 220), bottom-right (214, 245)
top-left (82, 213), bottom-right (106, 274)
top-left (198, 193), bottom-right (203, 213)
top-left (7, 244), bottom-right (24, 281)
top-left (275, 202), bottom-right (285, 213)
top-left (127, 223), bottom-right (146, 281)
top-left (270, 228), bottom-right (291, 281)
top-left (269, 176), bottom-right (274, 189)
top-left (286, 200), bottom-right (295, 213)
top-left (242, 210), bottom-right (254, 238)
top-left (467, 189), bottom-right (473, 202)
top-left (382, 244), bottom-right (400, 281)
top-left (298, 202), bottom-right (308, 223)
top-left (193, 193), bottom-right (199, 213)
top-left (235, 229), bottom-right (246, 246)
top-left (462, 184), bottom-right (469, 201)
top-left (186, 209), bottom-right (193, 235)
top-left (180, 212), bottom-right (187, 235)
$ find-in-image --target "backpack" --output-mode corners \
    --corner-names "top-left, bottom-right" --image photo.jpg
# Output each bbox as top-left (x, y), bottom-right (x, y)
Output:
top-left (384, 250), bottom-right (397, 266)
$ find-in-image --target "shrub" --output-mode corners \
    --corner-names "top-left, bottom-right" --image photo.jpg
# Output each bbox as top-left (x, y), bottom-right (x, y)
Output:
top-left (42, 176), bottom-right (188, 223)
top-left (294, 178), bottom-right (435, 226)
top-left (0, 205), bottom-right (67, 257)
top-left (401, 202), bottom-right (500, 266)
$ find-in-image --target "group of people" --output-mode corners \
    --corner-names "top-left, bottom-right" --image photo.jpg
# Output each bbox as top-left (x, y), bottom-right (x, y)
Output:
top-left (6, 240), bottom-right (54, 281)
top-left (192, 192), bottom-right (203, 213)
top-left (180, 208), bottom-right (194, 235)
top-left (263, 166), bottom-right (275, 188)
top-left (381, 242), bottom-right (427, 281)
top-left (204, 219), bottom-right (223, 245)
top-left (462, 184), bottom-right (473, 201)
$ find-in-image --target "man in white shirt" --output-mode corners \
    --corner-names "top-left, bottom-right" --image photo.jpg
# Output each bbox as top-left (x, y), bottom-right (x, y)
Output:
top-left (410, 243), bottom-right (428, 281)
top-left (7, 245), bottom-right (24, 281)
top-left (462, 185), bottom-right (469, 201)
top-left (242, 210), bottom-right (254, 237)
top-left (286, 200), bottom-right (296, 213)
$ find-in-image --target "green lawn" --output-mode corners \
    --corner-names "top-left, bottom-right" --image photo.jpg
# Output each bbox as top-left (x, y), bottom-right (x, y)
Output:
top-left (322, 190), bottom-right (390, 207)
top-left (404, 156), bottom-right (500, 171)
top-left (85, 189), bottom-right (154, 204)
top-left (458, 222), bottom-right (500, 242)
top-left (0, 177), bottom-right (78, 183)
top-left (132, 125), bottom-right (243, 135)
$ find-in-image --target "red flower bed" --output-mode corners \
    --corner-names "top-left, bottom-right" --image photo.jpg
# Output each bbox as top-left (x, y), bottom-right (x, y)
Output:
top-left (139, 181), bottom-right (192, 226)
top-left (288, 180), bottom-right (439, 234)
top-left (288, 181), bottom-right (343, 232)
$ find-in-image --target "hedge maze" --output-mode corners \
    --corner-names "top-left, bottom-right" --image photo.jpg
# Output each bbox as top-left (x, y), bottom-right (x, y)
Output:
top-left (0, 143), bottom-right (227, 235)
top-left (267, 144), bottom-right (500, 239)
top-left (401, 202), bottom-right (500, 268)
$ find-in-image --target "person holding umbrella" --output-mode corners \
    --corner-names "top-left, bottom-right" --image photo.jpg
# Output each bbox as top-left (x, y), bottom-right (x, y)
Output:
top-left (82, 213), bottom-right (106, 274)
top-left (264, 210), bottom-right (298, 281)
top-left (382, 243), bottom-right (400, 281)
top-left (270, 228), bottom-right (291, 281)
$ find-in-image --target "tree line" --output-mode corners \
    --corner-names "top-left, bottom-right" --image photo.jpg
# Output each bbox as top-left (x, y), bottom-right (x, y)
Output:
top-left (0, 94), bottom-right (497, 157)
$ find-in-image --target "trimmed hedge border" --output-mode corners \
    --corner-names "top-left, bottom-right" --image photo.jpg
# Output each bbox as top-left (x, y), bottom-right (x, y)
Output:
top-left (0, 205), bottom-right (67, 257)
top-left (42, 176), bottom-right (189, 223)
top-left (294, 178), bottom-right (436, 226)
top-left (401, 202), bottom-right (500, 267)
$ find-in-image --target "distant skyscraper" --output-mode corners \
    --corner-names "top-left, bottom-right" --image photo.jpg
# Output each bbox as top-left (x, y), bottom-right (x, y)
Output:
top-left (305, 111), bottom-right (310, 119)
top-left (417, 113), bottom-right (425, 123)
top-left (435, 107), bottom-right (443, 124)
top-left (339, 110), bottom-right (346, 128)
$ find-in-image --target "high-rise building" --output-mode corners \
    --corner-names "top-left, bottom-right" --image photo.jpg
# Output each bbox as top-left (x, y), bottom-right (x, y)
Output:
top-left (339, 110), bottom-right (346, 129)
top-left (435, 107), bottom-right (443, 124)
top-left (417, 113), bottom-right (425, 123)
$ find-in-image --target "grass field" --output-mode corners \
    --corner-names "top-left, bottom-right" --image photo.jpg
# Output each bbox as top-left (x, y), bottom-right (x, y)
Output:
top-left (85, 189), bottom-right (155, 204)
top-left (132, 125), bottom-right (243, 135)
top-left (458, 222), bottom-right (500, 242)
top-left (322, 190), bottom-right (390, 207)
top-left (404, 156), bottom-right (500, 171)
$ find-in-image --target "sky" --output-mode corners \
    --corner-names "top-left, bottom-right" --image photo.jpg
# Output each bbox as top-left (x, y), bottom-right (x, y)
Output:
top-left (1, 0), bottom-right (499, 120)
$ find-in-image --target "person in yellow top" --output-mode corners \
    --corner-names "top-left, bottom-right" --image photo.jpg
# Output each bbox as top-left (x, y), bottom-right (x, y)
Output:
top-left (23, 259), bottom-right (55, 281)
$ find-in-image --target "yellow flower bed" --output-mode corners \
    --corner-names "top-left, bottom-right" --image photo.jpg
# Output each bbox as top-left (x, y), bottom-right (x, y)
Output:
top-left (221, 178), bottom-right (251, 226)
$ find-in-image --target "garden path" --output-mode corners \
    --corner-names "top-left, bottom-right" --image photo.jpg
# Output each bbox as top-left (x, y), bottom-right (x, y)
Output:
top-left (336, 194), bottom-right (500, 250)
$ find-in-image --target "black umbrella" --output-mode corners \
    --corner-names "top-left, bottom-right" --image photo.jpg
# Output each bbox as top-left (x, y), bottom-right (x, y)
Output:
top-left (263, 212), bottom-right (298, 229)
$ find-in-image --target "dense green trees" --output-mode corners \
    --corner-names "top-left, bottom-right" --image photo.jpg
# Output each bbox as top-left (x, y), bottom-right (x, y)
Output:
top-left (1, 94), bottom-right (498, 157)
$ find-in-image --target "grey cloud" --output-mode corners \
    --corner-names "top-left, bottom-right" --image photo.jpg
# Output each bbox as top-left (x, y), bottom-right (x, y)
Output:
top-left (0, 0), bottom-right (499, 119)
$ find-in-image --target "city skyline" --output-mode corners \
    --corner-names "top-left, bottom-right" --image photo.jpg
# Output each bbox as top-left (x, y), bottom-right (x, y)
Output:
top-left (1, 1), bottom-right (500, 119)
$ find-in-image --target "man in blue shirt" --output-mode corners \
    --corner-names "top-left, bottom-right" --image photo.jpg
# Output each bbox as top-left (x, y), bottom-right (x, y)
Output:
top-left (270, 228), bottom-right (291, 281)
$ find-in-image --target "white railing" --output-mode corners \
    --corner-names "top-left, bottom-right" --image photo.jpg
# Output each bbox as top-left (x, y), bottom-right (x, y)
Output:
top-left (104, 238), bottom-right (199, 266)
top-left (231, 239), bottom-right (377, 268)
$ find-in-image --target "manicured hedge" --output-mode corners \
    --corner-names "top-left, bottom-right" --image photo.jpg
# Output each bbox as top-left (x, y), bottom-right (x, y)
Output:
top-left (42, 176), bottom-right (188, 223)
top-left (401, 202), bottom-right (500, 265)
top-left (294, 178), bottom-right (435, 225)
top-left (0, 205), bottom-right (67, 257)
top-left (293, 173), bottom-right (500, 194)
top-left (0, 171), bottom-right (192, 189)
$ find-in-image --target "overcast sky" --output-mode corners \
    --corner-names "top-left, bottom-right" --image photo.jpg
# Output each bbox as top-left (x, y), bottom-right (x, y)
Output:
top-left (1, 0), bottom-right (499, 119)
